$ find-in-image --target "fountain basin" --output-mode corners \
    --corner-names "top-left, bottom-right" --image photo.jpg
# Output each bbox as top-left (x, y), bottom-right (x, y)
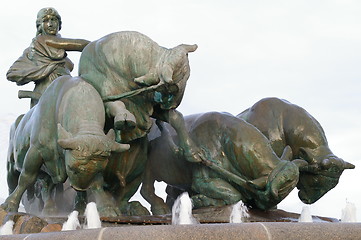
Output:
top-left (1, 222), bottom-right (361, 240)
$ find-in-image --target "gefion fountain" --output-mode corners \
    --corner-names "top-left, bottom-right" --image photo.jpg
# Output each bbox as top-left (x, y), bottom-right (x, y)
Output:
top-left (0, 7), bottom-right (359, 240)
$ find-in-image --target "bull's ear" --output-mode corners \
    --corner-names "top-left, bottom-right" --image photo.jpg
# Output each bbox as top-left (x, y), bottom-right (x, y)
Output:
top-left (298, 147), bottom-right (316, 164)
top-left (181, 44), bottom-right (198, 53)
top-left (160, 65), bottom-right (173, 84)
top-left (281, 145), bottom-right (293, 161)
top-left (57, 124), bottom-right (76, 150)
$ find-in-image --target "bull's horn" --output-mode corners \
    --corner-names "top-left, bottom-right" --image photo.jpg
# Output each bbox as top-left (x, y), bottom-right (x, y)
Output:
top-left (111, 142), bottom-right (130, 153)
top-left (182, 44), bottom-right (198, 53)
top-left (344, 161), bottom-right (355, 169)
top-left (105, 129), bottom-right (130, 152)
top-left (58, 138), bottom-right (79, 150)
top-left (318, 157), bottom-right (355, 172)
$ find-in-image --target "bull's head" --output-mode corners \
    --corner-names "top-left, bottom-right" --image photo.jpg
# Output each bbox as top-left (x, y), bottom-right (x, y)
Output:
top-left (57, 124), bottom-right (129, 190)
top-left (248, 160), bottom-right (299, 210)
top-left (154, 44), bottom-right (197, 110)
top-left (295, 148), bottom-right (355, 204)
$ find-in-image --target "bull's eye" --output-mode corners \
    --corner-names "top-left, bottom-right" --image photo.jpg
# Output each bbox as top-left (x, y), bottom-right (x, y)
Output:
top-left (329, 166), bottom-right (340, 173)
top-left (71, 150), bottom-right (87, 160)
top-left (94, 150), bottom-right (111, 157)
top-left (154, 91), bottom-right (163, 103)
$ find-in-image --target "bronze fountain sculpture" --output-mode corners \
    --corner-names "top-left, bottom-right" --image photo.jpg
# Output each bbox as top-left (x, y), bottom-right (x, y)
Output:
top-left (0, 8), bottom-right (355, 223)
top-left (141, 98), bottom-right (354, 215)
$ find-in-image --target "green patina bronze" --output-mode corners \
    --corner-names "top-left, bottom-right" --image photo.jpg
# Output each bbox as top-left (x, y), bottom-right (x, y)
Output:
top-left (237, 97), bottom-right (355, 204)
top-left (142, 112), bottom-right (300, 214)
top-left (1, 8), bottom-right (354, 218)
top-left (2, 76), bottom-right (129, 216)
top-left (142, 103), bottom-right (354, 214)
top-left (3, 20), bottom-right (200, 216)
top-left (6, 7), bottom-right (90, 108)
top-left (77, 30), bottom-right (199, 215)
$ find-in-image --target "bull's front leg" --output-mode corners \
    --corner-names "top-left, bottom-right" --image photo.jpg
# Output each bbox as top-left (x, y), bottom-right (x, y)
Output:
top-left (6, 152), bottom-right (20, 195)
top-left (140, 164), bottom-right (170, 215)
top-left (164, 109), bottom-right (202, 163)
top-left (191, 165), bottom-right (243, 208)
top-left (89, 174), bottom-right (120, 217)
top-left (37, 172), bottom-right (57, 216)
top-left (117, 174), bottom-right (150, 216)
top-left (1, 146), bottom-right (43, 212)
top-left (105, 101), bottom-right (136, 134)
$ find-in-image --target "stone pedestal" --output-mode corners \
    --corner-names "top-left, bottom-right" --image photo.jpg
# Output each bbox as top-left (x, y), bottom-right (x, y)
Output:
top-left (2, 223), bottom-right (361, 240)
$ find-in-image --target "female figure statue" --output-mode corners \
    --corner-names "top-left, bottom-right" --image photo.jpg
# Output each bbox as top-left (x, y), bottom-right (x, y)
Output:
top-left (7, 7), bottom-right (90, 107)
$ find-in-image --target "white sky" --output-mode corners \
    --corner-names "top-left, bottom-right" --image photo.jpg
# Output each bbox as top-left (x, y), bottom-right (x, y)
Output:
top-left (0, 0), bottom-right (360, 221)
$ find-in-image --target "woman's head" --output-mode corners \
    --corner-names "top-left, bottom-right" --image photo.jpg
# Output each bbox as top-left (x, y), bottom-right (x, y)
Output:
top-left (36, 7), bottom-right (62, 36)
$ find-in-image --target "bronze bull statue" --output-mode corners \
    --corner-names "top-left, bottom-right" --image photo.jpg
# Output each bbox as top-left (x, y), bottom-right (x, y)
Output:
top-left (79, 31), bottom-right (198, 144)
top-left (141, 112), bottom-right (301, 214)
top-left (237, 97), bottom-right (355, 204)
top-left (2, 76), bottom-right (129, 215)
top-left (77, 31), bottom-right (200, 215)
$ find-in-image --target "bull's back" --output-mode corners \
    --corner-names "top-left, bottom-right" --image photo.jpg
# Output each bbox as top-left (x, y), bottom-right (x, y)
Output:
top-left (79, 31), bottom-right (162, 97)
top-left (237, 97), bottom-right (327, 155)
top-left (56, 77), bottom-right (105, 132)
top-left (185, 112), bottom-right (279, 178)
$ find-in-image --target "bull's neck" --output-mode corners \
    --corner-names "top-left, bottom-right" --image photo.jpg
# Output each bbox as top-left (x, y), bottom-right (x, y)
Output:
top-left (223, 125), bottom-right (279, 179)
top-left (306, 145), bottom-right (335, 163)
top-left (75, 120), bottom-right (104, 136)
top-left (157, 48), bottom-right (174, 67)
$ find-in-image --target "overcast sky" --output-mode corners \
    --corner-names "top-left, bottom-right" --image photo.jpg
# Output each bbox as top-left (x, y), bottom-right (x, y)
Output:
top-left (0, 0), bottom-right (360, 221)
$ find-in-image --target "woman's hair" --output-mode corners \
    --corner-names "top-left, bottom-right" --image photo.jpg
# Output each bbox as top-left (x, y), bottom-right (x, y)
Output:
top-left (36, 7), bottom-right (62, 36)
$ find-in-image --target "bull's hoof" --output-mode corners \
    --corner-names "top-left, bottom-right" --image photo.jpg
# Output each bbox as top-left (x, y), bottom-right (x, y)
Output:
top-left (191, 194), bottom-right (224, 209)
top-left (41, 201), bottom-right (57, 216)
top-left (114, 111), bottom-right (136, 131)
top-left (151, 204), bottom-right (170, 215)
top-left (120, 201), bottom-right (150, 216)
top-left (0, 200), bottom-right (19, 213)
top-left (41, 208), bottom-right (58, 216)
top-left (97, 206), bottom-right (120, 217)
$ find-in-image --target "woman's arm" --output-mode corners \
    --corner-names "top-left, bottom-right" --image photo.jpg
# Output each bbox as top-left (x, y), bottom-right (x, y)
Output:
top-left (45, 35), bottom-right (90, 51)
